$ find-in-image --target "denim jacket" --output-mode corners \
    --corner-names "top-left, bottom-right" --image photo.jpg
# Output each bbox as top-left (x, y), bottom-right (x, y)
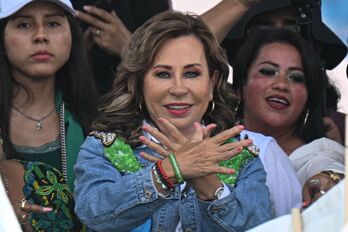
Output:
top-left (74, 136), bottom-right (272, 232)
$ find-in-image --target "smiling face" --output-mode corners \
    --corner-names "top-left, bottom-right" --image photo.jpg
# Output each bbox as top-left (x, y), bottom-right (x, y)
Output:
top-left (243, 42), bottom-right (308, 135)
top-left (143, 35), bottom-right (216, 136)
top-left (4, 1), bottom-right (72, 82)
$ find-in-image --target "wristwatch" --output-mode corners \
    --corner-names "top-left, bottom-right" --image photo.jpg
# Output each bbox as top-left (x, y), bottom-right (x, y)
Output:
top-left (320, 170), bottom-right (344, 184)
top-left (214, 186), bottom-right (225, 200)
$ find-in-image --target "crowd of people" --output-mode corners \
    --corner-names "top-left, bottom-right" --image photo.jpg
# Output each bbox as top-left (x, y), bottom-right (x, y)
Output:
top-left (0, 0), bottom-right (346, 231)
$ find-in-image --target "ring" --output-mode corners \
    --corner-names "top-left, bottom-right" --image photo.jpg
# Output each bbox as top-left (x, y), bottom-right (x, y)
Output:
top-left (320, 190), bottom-right (326, 195)
top-left (309, 179), bottom-right (320, 186)
top-left (18, 214), bottom-right (28, 224)
top-left (19, 199), bottom-right (28, 210)
top-left (96, 29), bottom-right (101, 37)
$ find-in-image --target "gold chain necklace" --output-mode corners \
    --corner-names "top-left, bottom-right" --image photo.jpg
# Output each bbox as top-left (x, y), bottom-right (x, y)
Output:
top-left (12, 105), bottom-right (56, 131)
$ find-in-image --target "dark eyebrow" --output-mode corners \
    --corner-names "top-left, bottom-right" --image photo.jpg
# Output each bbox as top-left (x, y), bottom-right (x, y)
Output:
top-left (258, 61), bottom-right (279, 67)
top-left (152, 63), bottom-right (202, 69)
top-left (10, 12), bottom-right (66, 21)
top-left (259, 61), bottom-right (303, 72)
top-left (184, 63), bottom-right (202, 69)
top-left (152, 64), bottom-right (171, 69)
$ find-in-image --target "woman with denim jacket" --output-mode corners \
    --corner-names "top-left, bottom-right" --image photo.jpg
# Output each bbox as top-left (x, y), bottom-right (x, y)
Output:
top-left (74, 11), bottom-right (272, 232)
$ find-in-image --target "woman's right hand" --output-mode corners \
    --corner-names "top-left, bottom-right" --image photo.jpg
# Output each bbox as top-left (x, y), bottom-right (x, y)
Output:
top-left (140, 118), bottom-right (252, 179)
top-left (0, 160), bottom-right (52, 231)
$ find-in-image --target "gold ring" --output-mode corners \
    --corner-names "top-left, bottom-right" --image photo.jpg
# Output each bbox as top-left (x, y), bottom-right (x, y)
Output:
top-left (19, 214), bottom-right (28, 224)
top-left (96, 29), bottom-right (101, 37)
top-left (19, 199), bottom-right (28, 210)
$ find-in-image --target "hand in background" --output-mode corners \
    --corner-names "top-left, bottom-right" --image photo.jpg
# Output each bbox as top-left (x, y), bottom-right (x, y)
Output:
top-left (76, 5), bottom-right (131, 56)
top-left (302, 173), bottom-right (336, 207)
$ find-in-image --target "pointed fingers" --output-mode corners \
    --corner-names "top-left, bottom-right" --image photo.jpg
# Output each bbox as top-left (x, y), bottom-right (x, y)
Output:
top-left (139, 136), bottom-right (170, 157)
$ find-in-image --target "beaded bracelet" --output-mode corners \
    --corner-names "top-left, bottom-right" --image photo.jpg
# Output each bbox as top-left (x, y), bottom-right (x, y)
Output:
top-left (168, 154), bottom-right (184, 183)
top-left (156, 160), bottom-right (175, 189)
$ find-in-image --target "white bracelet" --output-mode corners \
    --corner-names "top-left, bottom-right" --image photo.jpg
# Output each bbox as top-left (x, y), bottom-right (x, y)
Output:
top-left (214, 186), bottom-right (225, 200)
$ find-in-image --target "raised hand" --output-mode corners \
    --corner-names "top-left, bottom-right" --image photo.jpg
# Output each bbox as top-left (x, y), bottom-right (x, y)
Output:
top-left (76, 6), bottom-right (131, 56)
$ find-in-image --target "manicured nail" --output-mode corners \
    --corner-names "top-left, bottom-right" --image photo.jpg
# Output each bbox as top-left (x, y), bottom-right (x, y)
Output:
top-left (43, 207), bottom-right (53, 212)
top-left (83, 5), bottom-right (91, 11)
top-left (229, 169), bottom-right (235, 174)
top-left (302, 200), bottom-right (309, 208)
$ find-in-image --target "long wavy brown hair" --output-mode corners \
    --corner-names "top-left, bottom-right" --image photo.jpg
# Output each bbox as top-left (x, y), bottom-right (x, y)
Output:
top-left (92, 11), bottom-right (238, 147)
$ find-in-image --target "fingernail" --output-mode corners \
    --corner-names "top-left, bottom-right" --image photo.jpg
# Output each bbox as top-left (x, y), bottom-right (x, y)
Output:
top-left (229, 169), bottom-right (235, 174)
top-left (43, 207), bottom-right (53, 212)
top-left (83, 6), bottom-right (91, 11)
top-left (302, 200), bottom-right (309, 207)
top-left (139, 136), bottom-right (145, 141)
top-left (238, 125), bottom-right (245, 130)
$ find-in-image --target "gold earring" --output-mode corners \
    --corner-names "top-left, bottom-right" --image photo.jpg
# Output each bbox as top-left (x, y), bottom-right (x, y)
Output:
top-left (234, 98), bottom-right (241, 114)
top-left (303, 109), bottom-right (309, 127)
top-left (209, 101), bottom-right (215, 114)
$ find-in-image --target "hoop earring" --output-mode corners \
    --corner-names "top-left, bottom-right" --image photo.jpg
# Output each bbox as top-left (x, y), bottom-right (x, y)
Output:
top-left (234, 98), bottom-right (241, 114)
top-left (303, 109), bottom-right (309, 128)
top-left (209, 101), bottom-right (215, 114)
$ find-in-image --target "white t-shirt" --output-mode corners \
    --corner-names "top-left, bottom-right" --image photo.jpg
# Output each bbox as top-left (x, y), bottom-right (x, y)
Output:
top-left (241, 130), bottom-right (302, 217)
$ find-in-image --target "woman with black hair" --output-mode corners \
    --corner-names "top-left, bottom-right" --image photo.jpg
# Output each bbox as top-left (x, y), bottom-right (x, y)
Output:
top-left (0, 0), bottom-right (98, 230)
top-left (232, 29), bottom-right (344, 207)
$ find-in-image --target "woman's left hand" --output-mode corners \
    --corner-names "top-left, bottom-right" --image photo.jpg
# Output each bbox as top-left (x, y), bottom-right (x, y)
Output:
top-left (302, 173), bottom-right (336, 207)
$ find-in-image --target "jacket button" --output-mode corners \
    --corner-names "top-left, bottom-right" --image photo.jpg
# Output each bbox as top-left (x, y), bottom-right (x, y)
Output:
top-left (211, 206), bottom-right (220, 214)
top-left (144, 189), bottom-right (152, 199)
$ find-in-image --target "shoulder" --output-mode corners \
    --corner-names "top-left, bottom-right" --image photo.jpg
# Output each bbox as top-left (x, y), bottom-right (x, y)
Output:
top-left (292, 137), bottom-right (344, 155)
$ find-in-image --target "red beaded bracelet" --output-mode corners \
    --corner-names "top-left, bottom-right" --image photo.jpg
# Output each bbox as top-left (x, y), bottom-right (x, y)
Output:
top-left (157, 160), bottom-right (175, 189)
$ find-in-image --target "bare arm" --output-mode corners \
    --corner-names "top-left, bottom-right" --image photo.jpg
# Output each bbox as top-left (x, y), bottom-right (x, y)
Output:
top-left (201, 0), bottom-right (260, 43)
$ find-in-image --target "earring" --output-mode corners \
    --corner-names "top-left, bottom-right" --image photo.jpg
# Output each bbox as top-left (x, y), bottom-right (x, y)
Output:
top-left (139, 104), bottom-right (143, 113)
top-left (302, 109), bottom-right (309, 127)
top-left (209, 101), bottom-right (215, 114)
top-left (234, 98), bottom-right (241, 114)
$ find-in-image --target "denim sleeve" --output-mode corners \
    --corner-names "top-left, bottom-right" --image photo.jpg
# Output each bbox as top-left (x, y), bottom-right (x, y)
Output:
top-left (196, 157), bottom-right (273, 232)
top-left (73, 137), bottom-right (168, 231)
